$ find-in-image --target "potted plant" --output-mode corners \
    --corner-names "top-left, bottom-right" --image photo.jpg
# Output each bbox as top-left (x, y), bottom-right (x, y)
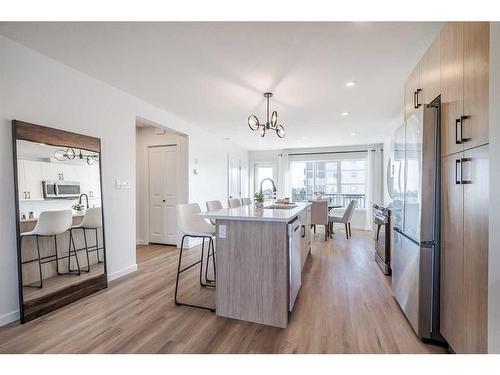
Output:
top-left (72, 203), bottom-right (85, 213)
top-left (254, 192), bottom-right (264, 209)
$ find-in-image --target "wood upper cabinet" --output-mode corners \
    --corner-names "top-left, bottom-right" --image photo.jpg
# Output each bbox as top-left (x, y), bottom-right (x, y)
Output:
top-left (420, 36), bottom-right (441, 105)
top-left (441, 22), bottom-right (464, 157)
top-left (463, 144), bottom-right (489, 353)
top-left (440, 153), bottom-right (465, 352)
top-left (441, 22), bottom-right (489, 157)
top-left (404, 63), bottom-right (421, 120)
top-left (463, 22), bottom-right (489, 150)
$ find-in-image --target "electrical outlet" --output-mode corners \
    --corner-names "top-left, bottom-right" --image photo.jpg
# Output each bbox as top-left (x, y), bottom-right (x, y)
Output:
top-left (218, 225), bottom-right (226, 239)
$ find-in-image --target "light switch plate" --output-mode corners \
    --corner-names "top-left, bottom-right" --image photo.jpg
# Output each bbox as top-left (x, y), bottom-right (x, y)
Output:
top-left (218, 225), bottom-right (226, 239)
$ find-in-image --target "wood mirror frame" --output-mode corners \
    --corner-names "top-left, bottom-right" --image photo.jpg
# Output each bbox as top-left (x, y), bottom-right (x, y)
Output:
top-left (12, 120), bottom-right (108, 323)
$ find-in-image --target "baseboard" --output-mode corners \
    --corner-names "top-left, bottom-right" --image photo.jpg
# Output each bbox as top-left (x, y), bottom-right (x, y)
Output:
top-left (136, 239), bottom-right (148, 245)
top-left (0, 309), bottom-right (19, 327)
top-left (108, 264), bottom-right (138, 282)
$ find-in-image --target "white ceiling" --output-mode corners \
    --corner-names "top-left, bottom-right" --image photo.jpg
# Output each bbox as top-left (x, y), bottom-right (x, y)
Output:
top-left (0, 22), bottom-right (442, 151)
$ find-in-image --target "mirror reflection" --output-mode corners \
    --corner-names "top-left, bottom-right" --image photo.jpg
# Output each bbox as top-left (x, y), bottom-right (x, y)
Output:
top-left (17, 139), bottom-right (105, 305)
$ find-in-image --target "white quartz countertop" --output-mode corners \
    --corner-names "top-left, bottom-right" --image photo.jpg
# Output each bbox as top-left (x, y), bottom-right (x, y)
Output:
top-left (19, 211), bottom-right (85, 223)
top-left (198, 202), bottom-right (311, 223)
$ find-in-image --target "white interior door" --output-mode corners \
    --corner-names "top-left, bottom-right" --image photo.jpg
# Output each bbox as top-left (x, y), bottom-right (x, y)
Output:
top-left (228, 157), bottom-right (241, 200)
top-left (148, 145), bottom-right (177, 245)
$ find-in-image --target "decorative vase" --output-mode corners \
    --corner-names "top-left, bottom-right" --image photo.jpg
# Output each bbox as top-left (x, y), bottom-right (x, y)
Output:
top-left (255, 201), bottom-right (263, 209)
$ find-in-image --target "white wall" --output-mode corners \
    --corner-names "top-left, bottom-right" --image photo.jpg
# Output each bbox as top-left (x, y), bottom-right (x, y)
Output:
top-left (0, 35), bottom-right (248, 326)
top-left (488, 22), bottom-right (500, 354)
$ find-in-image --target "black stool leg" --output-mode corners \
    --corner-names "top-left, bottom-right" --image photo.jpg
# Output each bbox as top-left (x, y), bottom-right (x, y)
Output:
top-left (199, 237), bottom-right (205, 286)
top-left (95, 228), bottom-right (103, 263)
top-left (67, 231), bottom-right (81, 275)
top-left (35, 235), bottom-right (43, 288)
top-left (174, 235), bottom-right (215, 312)
top-left (205, 237), bottom-right (216, 284)
top-left (82, 228), bottom-right (91, 272)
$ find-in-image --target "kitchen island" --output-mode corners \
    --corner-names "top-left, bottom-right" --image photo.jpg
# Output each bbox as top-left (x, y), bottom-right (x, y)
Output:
top-left (198, 202), bottom-right (311, 328)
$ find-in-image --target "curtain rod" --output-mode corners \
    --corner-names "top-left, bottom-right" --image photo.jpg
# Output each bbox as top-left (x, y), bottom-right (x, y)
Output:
top-left (287, 149), bottom-right (381, 157)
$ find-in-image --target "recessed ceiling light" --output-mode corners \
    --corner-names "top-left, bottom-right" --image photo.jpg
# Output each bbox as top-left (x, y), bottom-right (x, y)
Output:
top-left (341, 112), bottom-right (350, 117)
top-left (302, 136), bottom-right (308, 140)
top-left (351, 132), bottom-right (356, 136)
top-left (345, 81), bottom-right (357, 87)
top-left (224, 137), bottom-right (231, 141)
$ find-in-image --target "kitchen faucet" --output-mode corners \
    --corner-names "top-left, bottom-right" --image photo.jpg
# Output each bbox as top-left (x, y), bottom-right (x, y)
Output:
top-left (259, 178), bottom-right (277, 202)
top-left (78, 193), bottom-right (89, 209)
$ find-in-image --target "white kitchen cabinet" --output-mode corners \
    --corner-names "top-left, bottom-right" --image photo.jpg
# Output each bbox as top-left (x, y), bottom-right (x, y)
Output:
top-left (41, 161), bottom-right (78, 182)
top-left (78, 164), bottom-right (101, 198)
top-left (17, 160), bottom-right (43, 201)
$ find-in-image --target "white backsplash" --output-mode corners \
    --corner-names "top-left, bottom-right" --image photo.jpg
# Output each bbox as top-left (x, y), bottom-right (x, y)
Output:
top-left (19, 198), bottom-right (101, 219)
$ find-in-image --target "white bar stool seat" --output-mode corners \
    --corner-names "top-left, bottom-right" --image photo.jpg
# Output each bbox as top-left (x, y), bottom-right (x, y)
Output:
top-left (20, 210), bottom-right (77, 288)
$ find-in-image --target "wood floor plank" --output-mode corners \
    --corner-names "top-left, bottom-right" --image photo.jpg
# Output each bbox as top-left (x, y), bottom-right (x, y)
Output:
top-left (0, 231), bottom-right (446, 354)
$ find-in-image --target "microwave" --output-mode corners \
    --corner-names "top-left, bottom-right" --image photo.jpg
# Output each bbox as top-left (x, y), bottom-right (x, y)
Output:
top-left (42, 181), bottom-right (81, 199)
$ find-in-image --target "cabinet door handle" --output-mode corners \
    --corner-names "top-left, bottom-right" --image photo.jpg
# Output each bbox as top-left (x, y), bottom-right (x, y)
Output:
top-left (460, 115), bottom-right (470, 142)
top-left (415, 89), bottom-right (422, 108)
top-left (455, 118), bottom-right (462, 144)
top-left (413, 91), bottom-right (417, 109)
top-left (455, 159), bottom-right (462, 185)
top-left (28, 191), bottom-right (30, 199)
top-left (23, 192), bottom-right (26, 199)
top-left (301, 225), bottom-right (306, 238)
top-left (460, 157), bottom-right (472, 184)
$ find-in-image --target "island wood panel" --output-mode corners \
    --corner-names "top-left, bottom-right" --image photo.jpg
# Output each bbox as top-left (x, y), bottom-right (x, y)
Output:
top-left (14, 120), bottom-right (101, 153)
top-left (463, 144), bottom-right (489, 353)
top-left (440, 22), bottom-right (464, 157)
top-left (463, 22), bottom-right (489, 150)
top-left (215, 219), bottom-right (289, 328)
top-left (440, 153), bottom-right (465, 353)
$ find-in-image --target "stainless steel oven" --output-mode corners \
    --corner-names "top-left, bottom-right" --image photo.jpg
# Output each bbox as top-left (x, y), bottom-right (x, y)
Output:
top-left (373, 204), bottom-right (391, 275)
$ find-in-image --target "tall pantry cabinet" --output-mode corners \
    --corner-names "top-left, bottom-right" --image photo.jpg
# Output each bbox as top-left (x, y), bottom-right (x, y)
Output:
top-left (439, 22), bottom-right (489, 354)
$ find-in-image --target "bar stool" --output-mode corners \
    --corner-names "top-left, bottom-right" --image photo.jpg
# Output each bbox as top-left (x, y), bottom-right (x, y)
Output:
top-left (69, 207), bottom-right (103, 272)
top-left (174, 203), bottom-right (216, 312)
top-left (20, 210), bottom-right (78, 288)
top-left (228, 198), bottom-right (242, 208)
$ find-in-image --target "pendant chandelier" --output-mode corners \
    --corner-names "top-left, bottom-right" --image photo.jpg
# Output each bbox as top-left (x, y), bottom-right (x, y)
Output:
top-left (54, 147), bottom-right (99, 165)
top-left (247, 92), bottom-right (285, 138)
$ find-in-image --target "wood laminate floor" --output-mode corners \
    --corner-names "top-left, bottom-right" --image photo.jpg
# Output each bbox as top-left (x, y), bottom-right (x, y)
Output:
top-left (0, 229), bottom-right (446, 354)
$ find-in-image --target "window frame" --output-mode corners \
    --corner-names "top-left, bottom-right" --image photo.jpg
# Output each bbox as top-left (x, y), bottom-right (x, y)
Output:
top-left (289, 156), bottom-right (367, 209)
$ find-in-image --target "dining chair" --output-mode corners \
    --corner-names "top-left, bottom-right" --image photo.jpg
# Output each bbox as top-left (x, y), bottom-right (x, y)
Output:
top-left (311, 200), bottom-right (329, 241)
top-left (329, 200), bottom-right (356, 239)
top-left (206, 200), bottom-right (223, 225)
top-left (228, 198), bottom-right (242, 208)
top-left (241, 197), bottom-right (252, 205)
top-left (69, 207), bottom-right (103, 272)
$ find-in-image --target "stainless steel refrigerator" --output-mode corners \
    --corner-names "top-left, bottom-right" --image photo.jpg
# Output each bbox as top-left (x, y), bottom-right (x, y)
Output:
top-left (391, 102), bottom-right (443, 342)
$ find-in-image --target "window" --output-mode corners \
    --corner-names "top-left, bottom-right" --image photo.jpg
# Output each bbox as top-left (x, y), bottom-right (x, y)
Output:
top-left (290, 157), bottom-right (366, 209)
top-left (254, 162), bottom-right (277, 201)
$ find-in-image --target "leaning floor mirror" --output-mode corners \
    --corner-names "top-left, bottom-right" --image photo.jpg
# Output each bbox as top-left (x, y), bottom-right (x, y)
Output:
top-left (12, 120), bottom-right (107, 323)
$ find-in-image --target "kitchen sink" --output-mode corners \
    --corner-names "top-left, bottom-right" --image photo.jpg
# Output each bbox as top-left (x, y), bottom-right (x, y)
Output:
top-left (265, 204), bottom-right (298, 210)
